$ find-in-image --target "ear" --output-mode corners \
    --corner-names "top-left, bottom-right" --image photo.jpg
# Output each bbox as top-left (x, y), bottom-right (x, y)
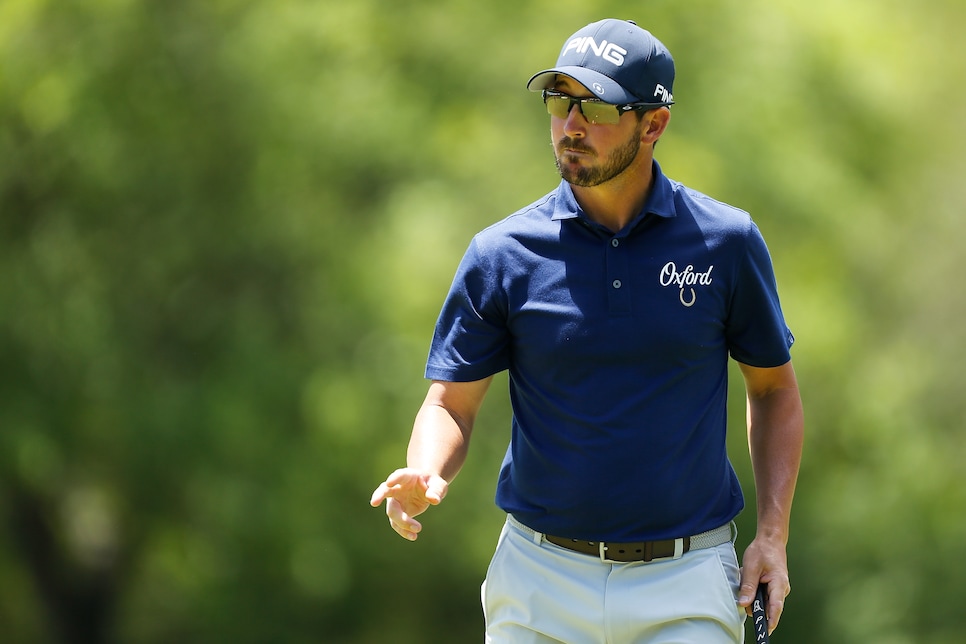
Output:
top-left (641, 107), bottom-right (671, 144)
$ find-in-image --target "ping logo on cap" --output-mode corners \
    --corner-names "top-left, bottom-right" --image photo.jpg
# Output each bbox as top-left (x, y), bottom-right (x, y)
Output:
top-left (562, 37), bottom-right (627, 66)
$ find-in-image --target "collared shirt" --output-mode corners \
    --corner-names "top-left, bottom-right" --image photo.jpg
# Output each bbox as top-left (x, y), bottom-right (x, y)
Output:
top-left (425, 161), bottom-right (794, 541)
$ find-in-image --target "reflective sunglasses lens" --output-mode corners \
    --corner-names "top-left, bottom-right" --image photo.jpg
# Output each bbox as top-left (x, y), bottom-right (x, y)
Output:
top-left (582, 102), bottom-right (620, 125)
top-left (545, 94), bottom-right (621, 124)
top-left (545, 95), bottom-right (571, 118)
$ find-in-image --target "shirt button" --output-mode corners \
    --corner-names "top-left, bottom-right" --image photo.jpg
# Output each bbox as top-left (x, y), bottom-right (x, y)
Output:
top-left (612, 280), bottom-right (622, 289)
top-left (611, 239), bottom-right (620, 248)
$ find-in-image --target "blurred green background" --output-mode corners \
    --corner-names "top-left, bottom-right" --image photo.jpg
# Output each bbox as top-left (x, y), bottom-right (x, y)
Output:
top-left (1, 0), bottom-right (964, 642)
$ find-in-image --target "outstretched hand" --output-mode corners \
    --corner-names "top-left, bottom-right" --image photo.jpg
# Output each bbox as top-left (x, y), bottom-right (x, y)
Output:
top-left (370, 468), bottom-right (449, 541)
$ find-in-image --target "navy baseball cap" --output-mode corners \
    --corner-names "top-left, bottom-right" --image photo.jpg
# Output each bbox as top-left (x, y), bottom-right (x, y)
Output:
top-left (527, 19), bottom-right (675, 106)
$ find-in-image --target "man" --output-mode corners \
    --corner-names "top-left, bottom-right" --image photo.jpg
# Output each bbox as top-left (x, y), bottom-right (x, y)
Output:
top-left (370, 18), bottom-right (803, 643)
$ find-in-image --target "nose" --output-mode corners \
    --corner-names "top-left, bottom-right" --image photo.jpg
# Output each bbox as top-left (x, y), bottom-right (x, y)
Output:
top-left (562, 102), bottom-right (588, 137)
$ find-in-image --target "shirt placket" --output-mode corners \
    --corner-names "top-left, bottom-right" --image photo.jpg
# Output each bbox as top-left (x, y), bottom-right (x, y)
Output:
top-left (606, 235), bottom-right (630, 315)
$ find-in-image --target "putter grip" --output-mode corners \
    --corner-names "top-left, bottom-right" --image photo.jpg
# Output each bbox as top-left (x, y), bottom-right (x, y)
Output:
top-left (752, 583), bottom-right (769, 643)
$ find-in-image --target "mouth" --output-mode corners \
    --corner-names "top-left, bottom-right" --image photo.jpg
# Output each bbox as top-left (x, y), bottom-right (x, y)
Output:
top-left (558, 139), bottom-right (595, 157)
top-left (560, 145), bottom-right (594, 158)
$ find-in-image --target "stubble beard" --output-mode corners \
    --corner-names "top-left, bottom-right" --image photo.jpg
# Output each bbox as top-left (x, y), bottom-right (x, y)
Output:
top-left (554, 122), bottom-right (645, 187)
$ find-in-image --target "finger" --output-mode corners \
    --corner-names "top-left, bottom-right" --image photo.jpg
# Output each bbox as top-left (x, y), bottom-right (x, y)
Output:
top-left (392, 522), bottom-right (419, 541)
top-left (737, 566), bottom-right (762, 609)
top-left (384, 467), bottom-right (417, 487)
top-left (766, 581), bottom-right (788, 633)
top-left (768, 606), bottom-right (782, 634)
top-left (370, 481), bottom-right (408, 507)
top-left (388, 505), bottom-right (422, 541)
top-left (386, 498), bottom-right (421, 529)
top-left (370, 469), bottom-right (417, 506)
top-left (370, 482), bottom-right (392, 507)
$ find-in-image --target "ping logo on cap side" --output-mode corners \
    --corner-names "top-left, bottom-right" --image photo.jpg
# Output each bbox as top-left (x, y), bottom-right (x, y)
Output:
top-left (562, 37), bottom-right (627, 66)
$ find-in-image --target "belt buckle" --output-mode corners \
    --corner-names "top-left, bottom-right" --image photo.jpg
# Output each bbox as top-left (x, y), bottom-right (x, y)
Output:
top-left (597, 541), bottom-right (653, 564)
top-left (599, 539), bottom-right (686, 563)
top-left (598, 541), bottom-right (618, 563)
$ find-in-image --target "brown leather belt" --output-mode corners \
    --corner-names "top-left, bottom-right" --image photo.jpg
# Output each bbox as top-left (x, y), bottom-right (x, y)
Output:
top-left (543, 534), bottom-right (689, 563)
top-left (508, 514), bottom-right (733, 564)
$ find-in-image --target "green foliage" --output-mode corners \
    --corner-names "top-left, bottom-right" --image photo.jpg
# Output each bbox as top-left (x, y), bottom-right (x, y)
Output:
top-left (1, 0), bottom-right (964, 642)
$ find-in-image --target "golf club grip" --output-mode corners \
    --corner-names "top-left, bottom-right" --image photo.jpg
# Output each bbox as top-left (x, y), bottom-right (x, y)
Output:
top-left (752, 583), bottom-right (769, 643)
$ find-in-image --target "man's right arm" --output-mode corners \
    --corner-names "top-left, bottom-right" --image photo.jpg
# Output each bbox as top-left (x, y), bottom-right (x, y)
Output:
top-left (370, 377), bottom-right (493, 540)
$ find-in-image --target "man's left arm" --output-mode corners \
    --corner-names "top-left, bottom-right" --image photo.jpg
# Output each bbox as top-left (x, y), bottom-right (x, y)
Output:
top-left (736, 359), bottom-right (804, 635)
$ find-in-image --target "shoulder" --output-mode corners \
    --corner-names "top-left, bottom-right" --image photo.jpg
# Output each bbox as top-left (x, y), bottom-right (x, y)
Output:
top-left (449, 189), bottom-right (560, 281)
top-left (473, 189), bottom-right (560, 247)
top-left (648, 161), bottom-right (753, 236)
top-left (669, 180), bottom-right (754, 235)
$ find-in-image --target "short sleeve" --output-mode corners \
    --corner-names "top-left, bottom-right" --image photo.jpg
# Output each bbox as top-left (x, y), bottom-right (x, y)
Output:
top-left (725, 222), bottom-right (794, 367)
top-left (425, 237), bottom-right (511, 381)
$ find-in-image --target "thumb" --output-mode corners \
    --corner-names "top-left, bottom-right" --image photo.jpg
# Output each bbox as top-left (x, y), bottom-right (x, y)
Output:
top-left (738, 564), bottom-right (762, 607)
top-left (424, 475), bottom-right (449, 505)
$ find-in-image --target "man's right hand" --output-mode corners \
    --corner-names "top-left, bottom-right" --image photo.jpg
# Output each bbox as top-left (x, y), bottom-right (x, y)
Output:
top-left (370, 468), bottom-right (449, 541)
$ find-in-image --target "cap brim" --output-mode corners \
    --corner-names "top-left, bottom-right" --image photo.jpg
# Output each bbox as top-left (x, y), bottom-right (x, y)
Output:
top-left (526, 66), bottom-right (638, 104)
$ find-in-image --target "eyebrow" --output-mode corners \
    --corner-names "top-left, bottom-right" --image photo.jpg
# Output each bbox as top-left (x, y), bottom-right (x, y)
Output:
top-left (552, 77), bottom-right (592, 97)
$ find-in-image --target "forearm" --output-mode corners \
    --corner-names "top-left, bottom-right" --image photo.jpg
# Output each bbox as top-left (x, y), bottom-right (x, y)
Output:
top-left (747, 386), bottom-right (804, 542)
top-left (407, 402), bottom-right (472, 483)
top-left (406, 377), bottom-right (493, 483)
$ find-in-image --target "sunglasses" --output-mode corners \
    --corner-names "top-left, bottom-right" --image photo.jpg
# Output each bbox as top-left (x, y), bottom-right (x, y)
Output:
top-left (542, 90), bottom-right (660, 125)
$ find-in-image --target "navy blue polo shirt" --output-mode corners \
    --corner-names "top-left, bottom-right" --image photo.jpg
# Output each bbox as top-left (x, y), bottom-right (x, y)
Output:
top-left (425, 160), bottom-right (794, 542)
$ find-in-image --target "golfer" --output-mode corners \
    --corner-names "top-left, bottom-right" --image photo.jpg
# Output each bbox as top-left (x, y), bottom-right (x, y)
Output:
top-left (371, 18), bottom-right (804, 643)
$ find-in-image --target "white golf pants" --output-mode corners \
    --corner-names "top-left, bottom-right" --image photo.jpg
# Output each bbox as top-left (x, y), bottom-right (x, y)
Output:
top-left (482, 515), bottom-right (745, 643)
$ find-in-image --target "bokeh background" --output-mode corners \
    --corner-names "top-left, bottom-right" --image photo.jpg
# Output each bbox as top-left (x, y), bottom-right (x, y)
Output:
top-left (1, 0), bottom-right (964, 642)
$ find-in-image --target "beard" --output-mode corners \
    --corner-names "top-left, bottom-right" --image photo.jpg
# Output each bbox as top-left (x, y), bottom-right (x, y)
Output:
top-left (554, 122), bottom-right (645, 187)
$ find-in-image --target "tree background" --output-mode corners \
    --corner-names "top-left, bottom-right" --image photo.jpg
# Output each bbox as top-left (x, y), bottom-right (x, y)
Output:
top-left (1, 0), bottom-right (964, 642)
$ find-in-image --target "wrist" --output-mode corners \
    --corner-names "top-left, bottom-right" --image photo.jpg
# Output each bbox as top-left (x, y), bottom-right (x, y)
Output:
top-left (754, 523), bottom-right (789, 545)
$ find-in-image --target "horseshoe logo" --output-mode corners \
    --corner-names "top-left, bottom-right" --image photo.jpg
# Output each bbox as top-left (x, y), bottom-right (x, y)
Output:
top-left (679, 288), bottom-right (696, 307)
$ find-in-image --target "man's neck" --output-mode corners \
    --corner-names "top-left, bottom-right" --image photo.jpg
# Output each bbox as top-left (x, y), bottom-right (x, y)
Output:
top-left (571, 159), bottom-right (655, 233)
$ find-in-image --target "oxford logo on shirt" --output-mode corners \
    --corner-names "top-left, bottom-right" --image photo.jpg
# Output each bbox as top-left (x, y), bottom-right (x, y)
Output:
top-left (659, 261), bottom-right (714, 307)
